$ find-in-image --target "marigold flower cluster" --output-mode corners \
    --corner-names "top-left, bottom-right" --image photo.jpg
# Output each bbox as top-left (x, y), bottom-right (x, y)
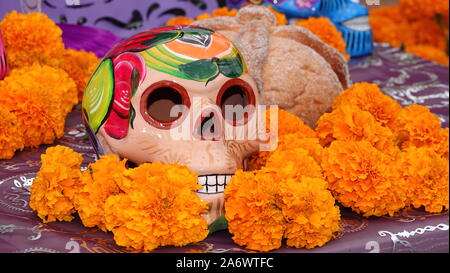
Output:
top-left (28, 79), bottom-right (448, 252)
top-left (390, 104), bottom-right (446, 152)
top-left (228, 107), bottom-right (340, 252)
top-left (265, 148), bottom-right (324, 180)
top-left (224, 168), bottom-right (340, 252)
top-left (165, 16), bottom-right (195, 26)
top-left (0, 11), bottom-right (100, 160)
top-left (295, 17), bottom-right (349, 60)
top-left (369, 1), bottom-right (449, 66)
top-left (29, 146), bottom-right (209, 252)
top-left (322, 140), bottom-right (407, 217)
top-left (0, 64), bottom-right (77, 149)
top-left (248, 108), bottom-right (318, 170)
top-left (248, 82), bottom-right (449, 219)
top-left (316, 104), bottom-right (397, 155)
top-left (267, 108), bottom-right (318, 138)
top-left (399, 0), bottom-right (449, 21)
top-left (0, 107), bottom-right (24, 160)
top-left (332, 82), bottom-right (403, 127)
top-left (246, 79), bottom-right (448, 221)
top-left (60, 49), bottom-right (100, 102)
top-left (398, 146), bottom-right (449, 213)
top-left (0, 11), bottom-right (100, 80)
top-left (318, 82), bottom-right (449, 216)
top-left (74, 154), bottom-right (127, 231)
top-left (29, 146), bottom-right (83, 223)
top-left (280, 177), bottom-right (341, 249)
top-left (265, 6), bottom-right (287, 26)
top-left (104, 162), bottom-right (208, 252)
top-left (0, 11), bottom-right (64, 69)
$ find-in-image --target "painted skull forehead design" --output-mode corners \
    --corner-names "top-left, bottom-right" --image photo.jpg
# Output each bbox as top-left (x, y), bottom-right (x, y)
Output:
top-left (105, 25), bottom-right (246, 83)
top-left (82, 26), bottom-right (248, 144)
top-left (140, 27), bottom-right (246, 83)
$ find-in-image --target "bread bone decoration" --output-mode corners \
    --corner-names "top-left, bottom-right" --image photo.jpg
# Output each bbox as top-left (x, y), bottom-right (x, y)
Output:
top-left (192, 5), bottom-right (351, 127)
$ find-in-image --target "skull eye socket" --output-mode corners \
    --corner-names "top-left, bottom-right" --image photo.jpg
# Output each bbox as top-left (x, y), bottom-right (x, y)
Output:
top-left (217, 79), bottom-right (256, 126)
top-left (140, 81), bottom-right (190, 129)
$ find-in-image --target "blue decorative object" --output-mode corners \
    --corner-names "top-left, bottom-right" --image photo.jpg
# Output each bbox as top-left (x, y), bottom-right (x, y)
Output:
top-left (318, 0), bottom-right (373, 57)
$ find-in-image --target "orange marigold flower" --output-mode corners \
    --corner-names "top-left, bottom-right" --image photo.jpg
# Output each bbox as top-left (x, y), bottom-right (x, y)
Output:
top-left (29, 146), bottom-right (83, 223)
top-left (212, 7), bottom-right (238, 17)
top-left (390, 104), bottom-right (443, 150)
top-left (188, 7), bottom-right (239, 23)
top-left (405, 45), bottom-right (449, 66)
top-left (248, 133), bottom-right (322, 171)
top-left (370, 8), bottom-right (448, 52)
top-left (369, 14), bottom-right (410, 48)
top-left (5, 64), bottom-right (77, 116)
top-left (296, 17), bottom-right (349, 60)
top-left (316, 104), bottom-right (397, 154)
top-left (267, 108), bottom-right (317, 137)
top-left (247, 152), bottom-right (268, 171)
top-left (0, 64), bottom-right (77, 147)
top-left (225, 169), bottom-right (340, 252)
top-left (277, 134), bottom-right (324, 164)
top-left (104, 162), bottom-right (208, 252)
top-left (165, 16), bottom-right (195, 26)
top-left (0, 11), bottom-right (64, 69)
top-left (398, 146), bottom-right (449, 213)
top-left (224, 169), bottom-right (286, 252)
top-left (322, 140), bottom-right (407, 217)
top-left (196, 13), bottom-right (212, 21)
top-left (399, 0), bottom-right (449, 20)
top-left (369, 6), bottom-right (404, 23)
top-left (265, 148), bottom-right (324, 180)
top-left (407, 19), bottom-right (448, 52)
top-left (332, 82), bottom-right (403, 127)
top-left (435, 128), bottom-right (449, 159)
top-left (74, 154), bottom-right (127, 231)
top-left (400, 128), bottom-right (448, 159)
top-left (0, 107), bottom-right (24, 160)
top-left (0, 91), bottom-right (54, 148)
top-left (60, 49), bottom-right (100, 102)
top-left (280, 177), bottom-right (340, 249)
top-left (266, 6), bottom-right (288, 26)
top-left (248, 108), bottom-right (318, 170)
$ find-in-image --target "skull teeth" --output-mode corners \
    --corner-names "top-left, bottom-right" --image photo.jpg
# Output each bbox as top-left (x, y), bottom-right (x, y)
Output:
top-left (196, 174), bottom-right (233, 194)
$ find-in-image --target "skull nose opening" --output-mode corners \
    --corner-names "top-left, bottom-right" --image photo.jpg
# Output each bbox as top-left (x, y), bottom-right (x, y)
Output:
top-left (195, 110), bottom-right (222, 141)
top-left (200, 112), bottom-right (215, 136)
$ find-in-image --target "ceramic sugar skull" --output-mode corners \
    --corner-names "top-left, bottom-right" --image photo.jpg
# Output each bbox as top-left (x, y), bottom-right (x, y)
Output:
top-left (82, 26), bottom-right (261, 224)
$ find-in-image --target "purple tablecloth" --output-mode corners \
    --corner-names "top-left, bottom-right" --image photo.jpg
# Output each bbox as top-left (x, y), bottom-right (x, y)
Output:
top-left (0, 25), bottom-right (448, 253)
